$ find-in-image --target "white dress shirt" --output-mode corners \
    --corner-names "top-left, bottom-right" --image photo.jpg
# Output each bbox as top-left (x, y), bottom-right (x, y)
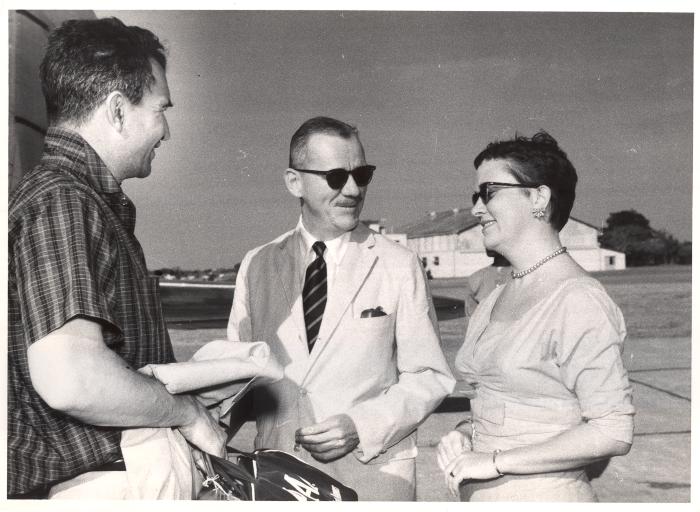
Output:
top-left (296, 216), bottom-right (351, 292)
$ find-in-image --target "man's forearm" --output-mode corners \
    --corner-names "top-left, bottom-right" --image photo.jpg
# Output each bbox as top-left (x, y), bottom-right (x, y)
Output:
top-left (29, 330), bottom-right (196, 428)
top-left (28, 318), bottom-right (227, 455)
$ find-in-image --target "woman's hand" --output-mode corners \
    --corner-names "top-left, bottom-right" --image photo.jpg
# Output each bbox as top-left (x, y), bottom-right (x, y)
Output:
top-left (443, 451), bottom-right (501, 498)
top-left (437, 430), bottom-right (471, 471)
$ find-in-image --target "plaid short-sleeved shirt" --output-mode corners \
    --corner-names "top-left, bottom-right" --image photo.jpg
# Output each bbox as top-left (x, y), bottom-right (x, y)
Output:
top-left (7, 128), bottom-right (175, 496)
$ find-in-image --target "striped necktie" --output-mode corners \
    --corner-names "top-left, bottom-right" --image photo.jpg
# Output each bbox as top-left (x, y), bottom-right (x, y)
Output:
top-left (302, 241), bottom-right (327, 352)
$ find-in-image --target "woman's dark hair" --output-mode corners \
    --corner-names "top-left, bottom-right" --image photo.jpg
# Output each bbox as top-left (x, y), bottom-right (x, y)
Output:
top-left (40, 17), bottom-right (167, 125)
top-left (473, 131), bottom-right (577, 231)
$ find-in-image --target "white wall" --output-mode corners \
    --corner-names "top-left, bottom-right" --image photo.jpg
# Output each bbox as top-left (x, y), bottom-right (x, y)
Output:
top-left (414, 249), bottom-right (456, 278)
top-left (413, 247), bottom-right (490, 278)
top-left (384, 233), bottom-right (407, 246)
top-left (409, 233), bottom-right (456, 253)
top-left (600, 248), bottom-right (626, 270)
top-left (405, 219), bottom-right (625, 278)
top-left (420, 247), bottom-right (626, 277)
top-left (568, 248), bottom-right (605, 272)
top-left (455, 252), bottom-right (493, 277)
top-left (457, 228), bottom-right (484, 251)
top-left (560, 220), bottom-right (600, 248)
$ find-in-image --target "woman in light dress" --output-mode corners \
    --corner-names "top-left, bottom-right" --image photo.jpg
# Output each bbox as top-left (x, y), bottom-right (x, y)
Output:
top-left (437, 131), bottom-right (634, 501)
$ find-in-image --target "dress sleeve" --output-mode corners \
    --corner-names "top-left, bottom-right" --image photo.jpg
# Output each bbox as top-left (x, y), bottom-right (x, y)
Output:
top-left (554, 282), bottom-right (635, 444)
top-left (11, 186), bottom-right (120, 345)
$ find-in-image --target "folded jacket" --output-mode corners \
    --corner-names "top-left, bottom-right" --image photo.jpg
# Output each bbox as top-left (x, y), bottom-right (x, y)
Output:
top-left (139, 340), bottom-right (283, 406)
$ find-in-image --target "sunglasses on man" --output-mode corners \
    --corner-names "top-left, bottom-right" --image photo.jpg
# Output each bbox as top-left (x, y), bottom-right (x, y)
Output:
top-left (292, 165), bottom-right (376, 190)
top-left (472, 182), bottom-right (541, 206)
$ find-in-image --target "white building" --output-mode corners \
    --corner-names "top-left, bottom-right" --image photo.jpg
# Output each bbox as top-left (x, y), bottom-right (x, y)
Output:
top-left (364, 219), bottom-right (408, 246)
top-left (395, 208), bottom-right (626, 278)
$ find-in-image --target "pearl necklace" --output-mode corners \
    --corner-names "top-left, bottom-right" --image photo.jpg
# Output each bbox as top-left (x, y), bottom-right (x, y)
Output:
top-left (511, 247), bottom-right (567, 279)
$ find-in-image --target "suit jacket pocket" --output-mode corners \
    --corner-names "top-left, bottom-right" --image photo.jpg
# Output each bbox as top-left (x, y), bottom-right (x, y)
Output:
top-left (349, 313), bottom-right (395, 343)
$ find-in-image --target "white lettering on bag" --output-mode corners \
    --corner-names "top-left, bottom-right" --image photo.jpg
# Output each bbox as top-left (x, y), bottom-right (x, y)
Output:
top-left (282, 474), bottom-right (320, 501)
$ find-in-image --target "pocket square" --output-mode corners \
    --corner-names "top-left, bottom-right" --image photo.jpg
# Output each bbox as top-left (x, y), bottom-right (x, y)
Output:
top-left (360, 306), bottom-right (387, 318)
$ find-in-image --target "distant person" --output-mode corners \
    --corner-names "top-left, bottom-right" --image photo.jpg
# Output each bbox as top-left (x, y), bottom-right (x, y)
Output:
top-left (464, 250), bottom-right (512, 319)
top-left (227, 116), bottom-right (455, 500)
top-left (437, 131), bottom-right (634, 501)
top-left (8, 18), bottom-right (225, 499)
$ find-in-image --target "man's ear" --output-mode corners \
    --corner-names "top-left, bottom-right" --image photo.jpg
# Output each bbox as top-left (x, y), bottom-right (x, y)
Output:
top-left (284, 168), bottom-right (304, 198)
top-left (105, 91), bottom-right (126, 132)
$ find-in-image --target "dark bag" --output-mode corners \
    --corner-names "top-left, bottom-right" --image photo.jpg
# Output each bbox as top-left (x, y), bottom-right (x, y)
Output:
top-left (197, 448), bottom-right (358, 501)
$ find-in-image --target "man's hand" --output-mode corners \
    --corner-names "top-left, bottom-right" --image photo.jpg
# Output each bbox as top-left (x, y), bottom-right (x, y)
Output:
top-left (177, 395), bottom-right (227, 457)
top-left (295, 414), bottom-right (359, 462)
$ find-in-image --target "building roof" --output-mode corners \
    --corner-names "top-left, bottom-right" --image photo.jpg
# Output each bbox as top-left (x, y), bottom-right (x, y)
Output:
top-left (396, 208), bottom-right (480, 239)
top-left (396, 208), bottom-right (598, 239)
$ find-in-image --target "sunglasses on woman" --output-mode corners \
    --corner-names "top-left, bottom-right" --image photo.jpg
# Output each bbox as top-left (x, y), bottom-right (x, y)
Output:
top-left (472, 182), bottom-right (541, 206)
top-left (292, 165), bottom-right (376, 190)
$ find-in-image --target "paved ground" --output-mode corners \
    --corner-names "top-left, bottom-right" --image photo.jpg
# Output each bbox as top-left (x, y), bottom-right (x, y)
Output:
top-left (169, 302), bottom-right (691, 502)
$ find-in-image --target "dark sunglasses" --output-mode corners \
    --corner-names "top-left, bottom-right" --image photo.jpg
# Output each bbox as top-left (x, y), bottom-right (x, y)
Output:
top-left (472, 182), bottom-right (541, 206)
top-left (292, 165), bottom-right (376, 190)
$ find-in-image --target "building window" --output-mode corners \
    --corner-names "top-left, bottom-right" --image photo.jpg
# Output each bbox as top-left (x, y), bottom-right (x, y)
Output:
top-left (607, 256), bottom-right (615, 266)
top-left (433, 256), bottom-right (440, 266)
top-left (421, 257), bottom-right (427, 268)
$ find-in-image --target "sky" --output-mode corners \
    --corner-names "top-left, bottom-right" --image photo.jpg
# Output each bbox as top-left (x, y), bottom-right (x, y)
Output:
top-left (94, 10), bottom-right (693, 270)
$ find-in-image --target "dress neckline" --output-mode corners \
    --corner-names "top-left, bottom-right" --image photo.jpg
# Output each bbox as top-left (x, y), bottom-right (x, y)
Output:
top-left (487, 275), bottom-right (599, 325)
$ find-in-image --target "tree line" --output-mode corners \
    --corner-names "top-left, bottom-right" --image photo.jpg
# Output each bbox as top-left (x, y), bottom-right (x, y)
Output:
top-left (599, 210), bottom-right (691, 266)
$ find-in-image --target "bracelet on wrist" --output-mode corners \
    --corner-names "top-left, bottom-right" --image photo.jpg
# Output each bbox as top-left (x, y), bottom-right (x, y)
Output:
top-left (492, 449), bottom-right (504, 477)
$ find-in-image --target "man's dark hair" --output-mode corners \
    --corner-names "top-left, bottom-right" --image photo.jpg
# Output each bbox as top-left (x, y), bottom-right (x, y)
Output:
top-left (473, 131), bottom-right (578, 231)
top-left (40, 17), bottom-right (167, 125)
top-left (289, 116), bottom-right (359, 168)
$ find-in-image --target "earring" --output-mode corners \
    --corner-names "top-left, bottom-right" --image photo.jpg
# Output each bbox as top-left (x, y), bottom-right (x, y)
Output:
top-left (532, 208), bottom-right (545, 219)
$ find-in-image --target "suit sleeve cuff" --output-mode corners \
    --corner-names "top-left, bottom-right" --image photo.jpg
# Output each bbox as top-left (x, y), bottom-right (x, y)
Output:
top-left (346, 403), bottom-right (387, 462)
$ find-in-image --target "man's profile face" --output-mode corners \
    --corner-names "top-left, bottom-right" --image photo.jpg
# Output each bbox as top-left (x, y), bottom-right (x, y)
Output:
top-left (297, 133), bottom-right (368, 240)
top-left (121, 59), bottom-right (172, 180)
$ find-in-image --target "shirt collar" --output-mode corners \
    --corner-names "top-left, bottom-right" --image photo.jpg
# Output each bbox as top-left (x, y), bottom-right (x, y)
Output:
top-left (43, 126), bottom-right (123, 195)
top-left (296, 216), bottom-right (352, 267)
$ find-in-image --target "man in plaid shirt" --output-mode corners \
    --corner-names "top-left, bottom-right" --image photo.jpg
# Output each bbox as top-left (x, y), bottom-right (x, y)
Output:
top-left (8, 18), bottom-right (225, 498)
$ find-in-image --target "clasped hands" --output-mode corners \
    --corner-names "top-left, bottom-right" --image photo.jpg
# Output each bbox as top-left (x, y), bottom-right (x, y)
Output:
top-left (437, 430), bottom-right (501, 498)
top-left (295, 413), bottom-right (359, 462)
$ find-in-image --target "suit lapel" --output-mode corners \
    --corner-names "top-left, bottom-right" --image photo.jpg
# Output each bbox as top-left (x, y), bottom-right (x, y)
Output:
top-left (274, 231), bottom-right (308, 349)
top-left (304, 225), bottom-right (378, 379)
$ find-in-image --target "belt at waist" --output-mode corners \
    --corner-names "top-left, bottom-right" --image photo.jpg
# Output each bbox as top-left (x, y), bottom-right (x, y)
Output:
top-left (471, 392), bottom-right (581, 426)
top-left (92, 459), bottom-right (126, 472)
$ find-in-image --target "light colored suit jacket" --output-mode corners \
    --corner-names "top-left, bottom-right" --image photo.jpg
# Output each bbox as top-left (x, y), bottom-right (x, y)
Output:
top-left (227, 222), bottom-right (455, 499)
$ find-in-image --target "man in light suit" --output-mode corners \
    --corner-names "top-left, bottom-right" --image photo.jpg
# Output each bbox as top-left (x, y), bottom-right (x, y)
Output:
top-left (227, 116), bottom-right (455, 500)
